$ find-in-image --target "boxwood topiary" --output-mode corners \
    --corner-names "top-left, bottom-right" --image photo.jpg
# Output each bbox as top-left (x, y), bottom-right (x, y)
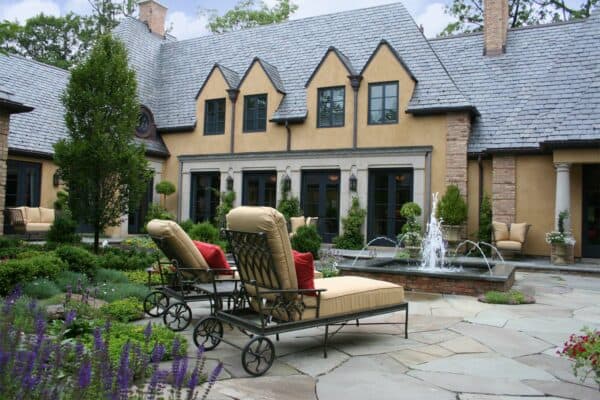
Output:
top-left (437, 184), bottom-right (468, 226)
top-left (290, 225), bottom-right (322, 259)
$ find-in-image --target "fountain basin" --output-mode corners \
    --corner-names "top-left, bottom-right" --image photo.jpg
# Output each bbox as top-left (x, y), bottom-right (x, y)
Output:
top-left (338, 258), bottom-right (515, 296)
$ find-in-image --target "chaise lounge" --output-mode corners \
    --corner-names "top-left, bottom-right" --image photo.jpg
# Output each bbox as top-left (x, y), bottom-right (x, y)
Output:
top-left (193, 206), bottom-right (408, 376)
top-left (145, 219), bottom-right (240, 331)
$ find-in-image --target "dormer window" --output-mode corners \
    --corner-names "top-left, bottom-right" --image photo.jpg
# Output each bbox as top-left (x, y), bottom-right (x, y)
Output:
top-left (368, 82), bottom-right (398, 125)
top-left (136, 106), bottom-right (155, 138)
top-left (317, 86), bottom-right (345, 128)
top-left (243, 94), bottom-right (267, 133)
top-left (204, 98), bottom-right (226, 135)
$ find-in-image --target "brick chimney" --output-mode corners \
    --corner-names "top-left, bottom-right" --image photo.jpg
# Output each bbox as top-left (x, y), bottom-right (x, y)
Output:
top-left (483, 0), bottom-right (508, 55)
top-left (138, 0), bottom-right (167, 36)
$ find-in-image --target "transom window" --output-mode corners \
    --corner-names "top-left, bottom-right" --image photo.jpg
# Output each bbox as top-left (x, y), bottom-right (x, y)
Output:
top-left (204, 98), bottom-right (226, 135)
top-left (243, 94), bottom-right (267, 133)
top-left (317, 86), bottom-right (345, 128)
top-left (368, 82), bottom-right (399, 125)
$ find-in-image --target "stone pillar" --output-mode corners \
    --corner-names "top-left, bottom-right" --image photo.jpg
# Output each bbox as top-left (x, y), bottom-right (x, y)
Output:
top-left (0, 111), bottom-right (9, 232)
top-left (445, 112), bottom-right (470, 200)
top-left (492, 155), bottom-right (516, 224)
top-left (554, 163), bottom-right (571, 231)
top-left (483, 0), bottom-right (508, 56)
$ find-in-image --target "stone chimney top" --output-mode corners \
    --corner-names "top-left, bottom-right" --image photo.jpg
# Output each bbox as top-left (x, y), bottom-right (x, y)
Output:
top-left (138, 0), bottom-right (167, 36)
top-left (483, 0), bottom-right (508, 56)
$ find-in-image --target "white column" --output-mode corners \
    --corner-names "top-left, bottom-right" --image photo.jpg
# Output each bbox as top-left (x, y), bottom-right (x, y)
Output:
top-left (554, 163), bottom-right (571, 231)
top-left (180, 171), bottom-right (191, 221)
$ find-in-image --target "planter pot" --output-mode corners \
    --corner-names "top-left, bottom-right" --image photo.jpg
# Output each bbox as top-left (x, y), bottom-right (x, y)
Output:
top-left (550, 243), bottom-right (574, 265)
top-left (405, 246), bottom-right (421, 259)
top-left (442, 224), bottom-right (464, 243)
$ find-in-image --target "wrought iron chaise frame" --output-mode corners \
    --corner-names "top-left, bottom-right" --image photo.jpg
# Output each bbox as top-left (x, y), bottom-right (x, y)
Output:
top-left (142, 234), bottom-right (241, 332)
top-left (193, 230), bottom-right (409, 377)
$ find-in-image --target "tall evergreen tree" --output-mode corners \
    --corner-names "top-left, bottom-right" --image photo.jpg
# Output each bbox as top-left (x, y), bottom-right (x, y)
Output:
top-left (54, 35), bottom-right (151, 252)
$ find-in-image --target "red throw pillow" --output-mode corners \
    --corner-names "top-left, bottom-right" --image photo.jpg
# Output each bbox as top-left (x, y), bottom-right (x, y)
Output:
top-left (193, 241), bottom-right (234, 276)
top-left (292, 250), bottom-right (316, 295)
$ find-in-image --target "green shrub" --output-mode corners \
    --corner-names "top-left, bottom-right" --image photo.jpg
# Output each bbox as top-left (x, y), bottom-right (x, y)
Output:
top-left (333, 197), bottom-right (366, 250)
top-left (94, 268), bottom-right (129, 284)
top-left (437, 184), bottom-right (468, 226)
top-left (54, 270), bottom-right (90, 292)
top-left (23, 278), bottom-right (61, 299)
top-left (145, 203), bottom-right (175, 224)
top-left (94, 248), bottom-right (155, 271)
top-left (277, 190), bottom-right (301, 222)
top-left (189, 222), bottom-right (227, 249)
top-left (55, 245), bottom-right (97, 275)
top-left (15, 249), bottom-right (46, 259)
top-left (0, 236), bottom-right (22, 249)
top-left (483, 290), bottom-right (531, 305)
top-left (178, 219), bottom-right (195, 234)
top-left (291, 225), bottom-right (322, 259)
top-left (100, 297), bottom-right (144, 322)
top-left (94, 282), bottom-right (150, 302)
top-left (478, 193), bottom-right (493, 244)
top-left (125, 269), bottom-right (164, 285)
top-left (47, 211), bottom-right (81, 244)
top-left (53, 190), bottom-right (69, 211)
top-left (0, 254), bottom-right (66, 295)
top-left (0, 246), bottom-right (29, 259)
top-left (215, 190), bottom-right (236, 229)
top-left (121, 236), bottom-right (157, 250)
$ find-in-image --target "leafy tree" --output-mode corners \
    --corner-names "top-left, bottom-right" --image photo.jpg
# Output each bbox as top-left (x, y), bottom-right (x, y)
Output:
top-left (0, 13), bottom-right (95, 69)
top-left (155, 180), bottom-right (176, 207)
top-left (441, 0), bottom-right (598, 36)
top-left (88, 0), bottom-right (137, 34)
top-left (205, 0), bottom-right (298, 33)
top-left (54, 34), bottom-right (151, 252)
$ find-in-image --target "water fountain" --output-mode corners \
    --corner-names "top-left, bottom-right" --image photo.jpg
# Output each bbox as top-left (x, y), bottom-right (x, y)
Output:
top-left (338, 193), bottom-right (516, 296)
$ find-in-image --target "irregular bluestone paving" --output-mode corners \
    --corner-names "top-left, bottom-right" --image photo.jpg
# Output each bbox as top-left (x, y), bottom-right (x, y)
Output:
top-left (153, 271), bottom-right (600, 400)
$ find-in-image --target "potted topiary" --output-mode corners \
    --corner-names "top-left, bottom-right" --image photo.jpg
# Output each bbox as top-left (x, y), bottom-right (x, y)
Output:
top-left (399, 202), bottom-right (422, 259)
top-left (437, 185), bottom-right (468, 243)
top-left (546, 210), bottom-right (575, 265)
top-left (155, 180), bottom-right (176, 207)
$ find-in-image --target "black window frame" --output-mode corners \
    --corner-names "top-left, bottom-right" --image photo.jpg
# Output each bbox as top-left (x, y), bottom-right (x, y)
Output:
top-left (368, 81), bottom-right (399, 125)
top-left (243, 94), bottom-right (268, 133)
top-left (317, 86), bottom-right (345, 128)
top-left (204, 98), bottom-right (226, 135)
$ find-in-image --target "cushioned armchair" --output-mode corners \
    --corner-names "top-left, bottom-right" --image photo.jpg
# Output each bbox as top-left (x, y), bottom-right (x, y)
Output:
top-left (492, 221), bottom-right (531, 258)
top-left (7, 207), bottom-right (55, 238)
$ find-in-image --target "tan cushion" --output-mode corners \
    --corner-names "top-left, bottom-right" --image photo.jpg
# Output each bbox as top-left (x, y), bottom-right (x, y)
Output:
top-left (492, 221), bottom-right (509, 241)
top-left (25, 223), bottom-right (51, 233)
top-left (303, 276), bottom-right (405, 319)
top-left (39, 207), bottom-right (55, 223)
top-left (510, 223), bottom-right (528, 243)
top-left (26, 207), bottom-right (41, 223)
top-left (306, 217), bottom-right (318, 227)
top-left (496, 240), bottom-right (522, 251)
top-left (147, 219), bottom-right (209, 273)
top-left (226, 207), bottom-right (298, 292)
top-left (290, 217), bottom-right (306, 234)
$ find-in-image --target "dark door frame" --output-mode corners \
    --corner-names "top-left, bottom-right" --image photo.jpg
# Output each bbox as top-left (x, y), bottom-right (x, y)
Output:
top-left (242, 170), bottom-right (277, 208)
top-left (190, 171), bottom-right (221, 223)
top-left (128, 176), bottom-right (154, 234)
top-left (582, 164), bottom-right (600, 258)
top-left (300, 170), bottom-right (341, 243)
top-left (367, 168), bottom-right (413, 246)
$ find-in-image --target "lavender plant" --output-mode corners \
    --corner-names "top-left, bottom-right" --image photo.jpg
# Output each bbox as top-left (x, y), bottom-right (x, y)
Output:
top-left (0, 288), bottom-right (222, 399)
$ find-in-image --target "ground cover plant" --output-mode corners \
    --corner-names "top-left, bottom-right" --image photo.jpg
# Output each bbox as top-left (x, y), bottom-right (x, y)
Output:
top-left (479, 290), bottom-right (535, 305)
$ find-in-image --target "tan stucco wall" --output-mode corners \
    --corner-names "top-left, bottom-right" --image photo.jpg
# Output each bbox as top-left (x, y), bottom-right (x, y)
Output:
top-left (554, 149), bottom-right (600, 164)
top-left (294, 51), bottom-right (354, 150)
top-left (8, 155), bottom-right (61, 209)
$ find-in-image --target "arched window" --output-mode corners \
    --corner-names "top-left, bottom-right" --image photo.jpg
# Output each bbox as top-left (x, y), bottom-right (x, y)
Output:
top-left (136, 105), bottom-right (156, 138)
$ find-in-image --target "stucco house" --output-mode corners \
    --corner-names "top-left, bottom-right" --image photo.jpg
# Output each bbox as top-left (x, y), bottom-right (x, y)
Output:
top-left (0, 0), bottom-right (598, 258)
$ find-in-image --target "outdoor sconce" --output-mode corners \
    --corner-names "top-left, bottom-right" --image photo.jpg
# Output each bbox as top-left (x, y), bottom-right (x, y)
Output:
top-left (349, 173), bottom-right (357, 192)
top-left (282, 174), bottom-right (291, 192)
top-left (226, 175), bottom-right (234, 192)
top-left (53, 171), bottom-right (60, 187)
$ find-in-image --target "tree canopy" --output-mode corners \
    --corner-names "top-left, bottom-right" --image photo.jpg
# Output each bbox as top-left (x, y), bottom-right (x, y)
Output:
top-left (54, 34), bottom-right (151, 252)
top-left (205, 0), bottom-right (298, 33)
top-left (441, 0), bottom-right (598, 36)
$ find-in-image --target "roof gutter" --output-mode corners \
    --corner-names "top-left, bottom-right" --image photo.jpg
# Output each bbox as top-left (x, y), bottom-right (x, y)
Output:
top-left (407, 105), bottom-right (480, 117)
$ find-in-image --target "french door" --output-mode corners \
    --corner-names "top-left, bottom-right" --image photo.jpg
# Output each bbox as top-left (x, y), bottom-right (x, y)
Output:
top-left (4, 160), bottom-right (41, 233)
top-left (242, 171), bottom-right (277, 208)
top-left (190, 172), bottom-right (220, 223)
top-left (582, 164), bottom-right (600, 258)
top-left (301, 170), bottom-right (340, 243)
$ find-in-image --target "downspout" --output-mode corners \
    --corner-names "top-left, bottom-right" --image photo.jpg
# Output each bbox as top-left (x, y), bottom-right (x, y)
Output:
top-left (478, 154), bottom-right (484, 227)
top-left (349, 75), bottom-right (362, 149)
top-left (285, 120), bottom-right (291, 151)
top-left (227, 89), bottom-right (239, 154)
top-left (177, 159), bottom-right (183, 221)
top-left (425, 151), bottom-right (432, 223)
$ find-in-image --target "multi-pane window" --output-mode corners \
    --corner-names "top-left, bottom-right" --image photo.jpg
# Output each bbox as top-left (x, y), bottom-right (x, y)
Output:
top-left (368, 82), bottom-right (399, 125)
top-left (243, 94), bottom-right (267, 132)
top-left (317, 86), bottom-right (345, 128)
top-left (204, 98), bottom-right (226, 135)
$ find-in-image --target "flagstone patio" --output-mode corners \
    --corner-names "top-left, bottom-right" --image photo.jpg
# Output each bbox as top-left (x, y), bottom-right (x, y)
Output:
top-left (159, 270), bottom-right (600, 399)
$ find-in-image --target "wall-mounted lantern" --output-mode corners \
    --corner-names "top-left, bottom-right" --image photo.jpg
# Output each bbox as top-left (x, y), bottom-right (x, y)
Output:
top-left (282, 174), bottom-right (291, 192)
top-left (53, 171), bottom-right (60, 187)
top-left (226, 175), bottom-right (234, 192)
top-left (349, 173), bottom-right (357, 192)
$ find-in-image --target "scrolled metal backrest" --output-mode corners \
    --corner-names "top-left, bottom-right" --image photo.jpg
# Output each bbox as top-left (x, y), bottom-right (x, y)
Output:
top-left (225, 230), bottom-right (281, 293)
top-left (149, 235), bottom-right (211, 283)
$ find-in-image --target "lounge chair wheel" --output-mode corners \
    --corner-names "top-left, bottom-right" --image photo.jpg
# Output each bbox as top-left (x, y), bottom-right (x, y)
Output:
top-left (241, 336), bottom-right (275, 377)
top-left (163, 302), bottom-right (192, 332)
top-left (193, 316), bottom-right (223, 351)
top-left (143, 291), bottom-right (169, 317)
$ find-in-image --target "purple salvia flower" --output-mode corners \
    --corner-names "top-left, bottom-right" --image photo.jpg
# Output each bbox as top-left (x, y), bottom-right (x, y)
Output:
top-left (174, 356), bottom-right (188, 389)
top-left (143, 322), bottom-right (152, 340)
top-left (187, 366), bottom-right (200, 392)
top-left (93, 328), bottom-right (104, 352)
top-left (208, 362), bottom-right (223, 385)
top-left (147, 369), bottom-right (167, 400)
top-left (75, 341), bottom-right (84, 360)
top-left (78, 359), bottom-right (92, 390)
top-left (151, 344), bottom-right (165, 363)
top-left (117, 342), bottom-right (131, 400)
top-left (65, 309), bottom-right (77, 325)
top-left (28, 299), bottom-right (37, 312)
top-left (65, 285), bottom-right (72, 304)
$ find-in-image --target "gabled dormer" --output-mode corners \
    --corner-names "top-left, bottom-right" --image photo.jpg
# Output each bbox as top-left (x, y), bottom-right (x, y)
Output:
top-left (305, 46), bottom-right (358, 88)
top-left (238, 57), bottom-right (286, 95)
top-left (195, 64), bottom-right (240, 100)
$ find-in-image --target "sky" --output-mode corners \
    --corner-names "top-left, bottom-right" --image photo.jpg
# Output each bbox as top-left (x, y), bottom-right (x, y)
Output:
top-left (0, 0), bottom-right (458, 38)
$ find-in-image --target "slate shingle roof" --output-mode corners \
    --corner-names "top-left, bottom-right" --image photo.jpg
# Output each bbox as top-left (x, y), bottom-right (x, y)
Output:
top-left (431, 12), bottom-right (600, 153)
